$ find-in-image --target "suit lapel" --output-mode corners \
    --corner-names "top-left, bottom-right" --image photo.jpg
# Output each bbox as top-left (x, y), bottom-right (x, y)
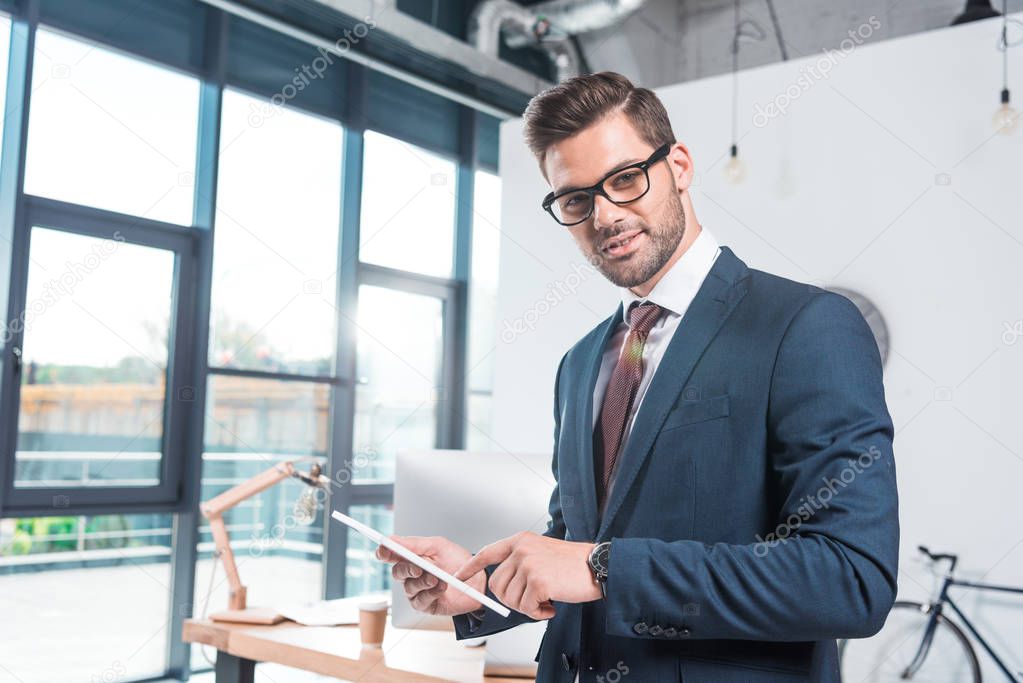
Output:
top-left (595, 246), bottom-right (750, 540)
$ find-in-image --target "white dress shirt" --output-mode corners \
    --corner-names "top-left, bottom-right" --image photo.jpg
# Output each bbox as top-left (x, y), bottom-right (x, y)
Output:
top-left (591, 225), bottom-right (721, 516)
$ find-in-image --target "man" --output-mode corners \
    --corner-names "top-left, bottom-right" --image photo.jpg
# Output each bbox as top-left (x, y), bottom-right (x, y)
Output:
top-left (376, 71), bottom-right (898, 682)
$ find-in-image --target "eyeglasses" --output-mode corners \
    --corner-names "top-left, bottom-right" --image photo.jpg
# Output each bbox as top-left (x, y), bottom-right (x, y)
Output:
top-left (542, 143), bottom-right (672, 226)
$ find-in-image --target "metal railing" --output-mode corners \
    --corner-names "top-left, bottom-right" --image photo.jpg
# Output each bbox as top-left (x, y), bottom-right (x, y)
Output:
top-left (0, 452), bottom-right (327, 572)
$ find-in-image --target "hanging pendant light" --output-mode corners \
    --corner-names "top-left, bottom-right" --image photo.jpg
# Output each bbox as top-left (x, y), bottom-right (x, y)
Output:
top-left (994, 0), bottom-right (1020, 135)
top-left (723, 0), bottom-right (771, 185)
top-left (725, 0), bottom-right (746, 185)
top-left (725, 144), bottom-right (747, 184)
top-left (995, 89), bottom-right (1020, 134)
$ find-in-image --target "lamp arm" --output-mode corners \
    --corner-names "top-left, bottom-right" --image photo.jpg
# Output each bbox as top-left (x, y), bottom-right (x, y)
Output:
top-left (200, 462), bottom-right (296, 518)
top-left (198, 461), bottom-right (300, 612)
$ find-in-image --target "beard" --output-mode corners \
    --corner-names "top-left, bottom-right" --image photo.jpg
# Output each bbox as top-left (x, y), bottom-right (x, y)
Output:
top-left (589, 191), bottom-right (687, 288)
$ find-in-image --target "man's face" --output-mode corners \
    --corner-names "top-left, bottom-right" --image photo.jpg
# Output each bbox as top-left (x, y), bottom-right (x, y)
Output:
top-left (543, 112), bottom-right (690, 289)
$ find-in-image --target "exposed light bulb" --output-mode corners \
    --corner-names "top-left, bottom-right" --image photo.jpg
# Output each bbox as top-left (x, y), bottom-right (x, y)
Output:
top-left (293, 487), bottom-right (320, 526)
top-left (993, 102), bottom-right (1020, 135)
top-left (725, 145), bottom-right (747, 185)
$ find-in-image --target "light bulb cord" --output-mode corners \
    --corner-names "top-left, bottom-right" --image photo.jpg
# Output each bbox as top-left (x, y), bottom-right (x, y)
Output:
top-left (1002, 0), bottom-right (1009, 96)
top-left (731, 0), bottom-right (740, 153)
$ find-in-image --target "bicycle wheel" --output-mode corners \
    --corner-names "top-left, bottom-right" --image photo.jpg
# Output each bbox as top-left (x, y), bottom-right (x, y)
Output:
top-left (839, 600), bottom-right (981, 683)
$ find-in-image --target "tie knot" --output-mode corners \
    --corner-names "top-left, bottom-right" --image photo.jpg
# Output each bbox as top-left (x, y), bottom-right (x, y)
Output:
top-left (628, 301), bottom-right (663, 335)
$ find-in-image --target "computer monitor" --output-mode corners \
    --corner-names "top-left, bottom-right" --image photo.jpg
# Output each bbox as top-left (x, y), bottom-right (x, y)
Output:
top-left (390, 449), bottom-right (555, 631)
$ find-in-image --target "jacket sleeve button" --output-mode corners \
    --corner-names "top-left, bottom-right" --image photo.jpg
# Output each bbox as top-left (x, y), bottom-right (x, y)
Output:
top-left (680, 627), bottom-right (691, 637)
top-left (663, 627), bottom-right (678, 638)
top-left (648, 625), bottom-right (664, 636)
top-left (632, 621), bottom-right (649, 634)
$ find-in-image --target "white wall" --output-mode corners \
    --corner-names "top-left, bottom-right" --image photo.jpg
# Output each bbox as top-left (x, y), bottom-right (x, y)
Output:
top-left (490, 14), bottom-right (1023, 677)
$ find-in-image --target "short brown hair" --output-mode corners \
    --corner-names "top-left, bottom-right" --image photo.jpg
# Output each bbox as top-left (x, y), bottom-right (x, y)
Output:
top-left (522, 71), bottom-right (676, 170)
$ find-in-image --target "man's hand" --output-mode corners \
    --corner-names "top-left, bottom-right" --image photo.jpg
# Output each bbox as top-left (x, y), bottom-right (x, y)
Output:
top-left (375, 535), bottom-right (486, 617)
top-left (453, 531), bottom-right (601, 620)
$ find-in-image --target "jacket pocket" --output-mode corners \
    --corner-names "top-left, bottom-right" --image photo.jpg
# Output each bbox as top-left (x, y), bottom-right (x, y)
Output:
top-left (661, 394), bottom-right (730, 432)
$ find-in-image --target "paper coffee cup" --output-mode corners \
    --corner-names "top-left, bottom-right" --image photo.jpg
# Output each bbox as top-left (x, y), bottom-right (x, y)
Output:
top-left (358, 599), bottom-right (389, 648)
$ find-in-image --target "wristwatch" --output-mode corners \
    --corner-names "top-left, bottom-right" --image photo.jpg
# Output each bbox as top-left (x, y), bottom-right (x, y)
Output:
top-left (467, 562), bottom-right (489, 624)
top-left (587, 541), bottom-right (611, 597)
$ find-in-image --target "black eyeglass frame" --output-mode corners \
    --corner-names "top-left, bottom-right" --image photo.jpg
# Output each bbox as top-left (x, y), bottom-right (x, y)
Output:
top-left (541, 142), bottom-right (673, 226)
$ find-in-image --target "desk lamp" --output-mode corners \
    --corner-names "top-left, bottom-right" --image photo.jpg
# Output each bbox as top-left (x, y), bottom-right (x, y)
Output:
top-left (200, 458), bottom-right (330, 621)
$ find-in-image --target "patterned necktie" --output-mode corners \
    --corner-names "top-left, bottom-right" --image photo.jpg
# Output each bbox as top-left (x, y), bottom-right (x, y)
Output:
top-left (594, 300), bottom-right (664, 511)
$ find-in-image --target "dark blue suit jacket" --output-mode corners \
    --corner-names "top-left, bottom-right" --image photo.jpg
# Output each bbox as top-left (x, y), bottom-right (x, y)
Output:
top-left (453, 245), bottom-right (899, 682)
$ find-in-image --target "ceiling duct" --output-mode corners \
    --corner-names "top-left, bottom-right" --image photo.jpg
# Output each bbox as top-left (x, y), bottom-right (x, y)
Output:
top-left (469, 0), bottom-right (647, 82)
top-left (227, 0), bottom-right (555, 117)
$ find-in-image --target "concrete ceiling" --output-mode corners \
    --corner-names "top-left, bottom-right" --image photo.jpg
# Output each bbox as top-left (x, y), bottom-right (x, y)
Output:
top-left (567, 0), bottom-right (1023, 88)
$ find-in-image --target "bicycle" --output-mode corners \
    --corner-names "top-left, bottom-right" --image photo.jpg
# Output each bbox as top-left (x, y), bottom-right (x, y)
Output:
top-left (840, 545), bottom-right (1023, 682)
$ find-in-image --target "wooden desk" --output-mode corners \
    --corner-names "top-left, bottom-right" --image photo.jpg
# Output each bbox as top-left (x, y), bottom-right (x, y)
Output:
top-left (183, 618), bottom-right (533, 683)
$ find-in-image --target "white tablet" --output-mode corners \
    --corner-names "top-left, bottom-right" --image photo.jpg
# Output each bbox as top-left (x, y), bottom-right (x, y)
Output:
top-left (330, 509), bottom-right (511, 618)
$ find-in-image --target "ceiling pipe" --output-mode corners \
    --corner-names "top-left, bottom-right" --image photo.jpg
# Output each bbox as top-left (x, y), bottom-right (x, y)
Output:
top-left (503, 0), bottom-right (647, 48)
top-left (468, 0), bottom-right (538, 57)
top-left (469, 0), bottom-right (647, 81)
top-left (200, 0), bottom-right (552, 117)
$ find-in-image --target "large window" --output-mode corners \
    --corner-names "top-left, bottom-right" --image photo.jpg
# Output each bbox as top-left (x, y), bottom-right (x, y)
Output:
top-left (23, 28), bottom-right (199, 225)
top-left (466, 170), bottom-right (502, 451)
top-left (359, 130), bottom-right (457, 278)
top-left (197, 374), bottom-right (328, 600)
top-left (0, 513), bottom-right (174, 681)
top-left (352, 284), bottom-right (444, 484)
top-left (345, 504), bottom-right (393, 595)
top-left (191, 374), bottom-right (328, 669)
top-left (343, 130), bottom-right (470, 594)
top-left (14, 228), bottom-right (175, 489)
top-left (0, 5), bottom-right (504, 681)
top-left (193, 88), bottom-right (345, 662)
top-left (209, 89), bottom-right (343, 376)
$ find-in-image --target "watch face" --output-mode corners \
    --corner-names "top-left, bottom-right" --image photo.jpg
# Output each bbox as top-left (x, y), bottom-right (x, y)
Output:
top-left (590, 542), bottom-right (610, 578)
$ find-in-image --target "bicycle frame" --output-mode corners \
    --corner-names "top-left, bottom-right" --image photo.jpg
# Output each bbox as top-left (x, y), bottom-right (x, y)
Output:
top-left (905, 573), bottom-right (1023, 682)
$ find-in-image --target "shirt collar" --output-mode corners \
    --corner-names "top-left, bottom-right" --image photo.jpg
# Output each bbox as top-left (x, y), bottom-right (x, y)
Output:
top-left (620, 225), bottom-right (721, 324)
